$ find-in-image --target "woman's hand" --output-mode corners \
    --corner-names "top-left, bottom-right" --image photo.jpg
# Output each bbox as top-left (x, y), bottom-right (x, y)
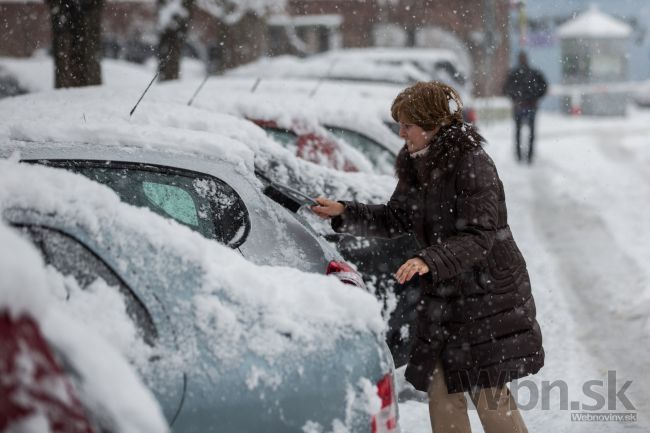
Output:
top-left (395, 257), bottom-right (429, 284)
top-left (311, 197), bottom-right (345, 219)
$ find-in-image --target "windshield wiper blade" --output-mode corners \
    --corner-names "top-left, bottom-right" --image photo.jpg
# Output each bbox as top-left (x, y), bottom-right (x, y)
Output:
top-left (254, 167), bottom-right (318, 211)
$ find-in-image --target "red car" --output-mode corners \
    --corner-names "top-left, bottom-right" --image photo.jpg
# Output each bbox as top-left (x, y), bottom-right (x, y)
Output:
top-left (0, 311), bottom-right (98, 433)
top-left (252, 119), bottom-right (362, 172)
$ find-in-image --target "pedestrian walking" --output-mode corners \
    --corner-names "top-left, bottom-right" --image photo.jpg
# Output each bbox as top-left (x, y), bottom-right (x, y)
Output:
top-left (312, 81), bottom-right (544, 433)
top-left (504, 51), bottom-right (548, 164)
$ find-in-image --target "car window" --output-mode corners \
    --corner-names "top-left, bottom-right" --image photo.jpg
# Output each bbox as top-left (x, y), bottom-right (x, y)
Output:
top-left (263, 127), bottom-right (299, 150)
top-left (14, 224), bottom-right (157, 346)
top-left (35, 161), bottom-right (250, 248)
top-left (324, 126), bottom-right (396, 172)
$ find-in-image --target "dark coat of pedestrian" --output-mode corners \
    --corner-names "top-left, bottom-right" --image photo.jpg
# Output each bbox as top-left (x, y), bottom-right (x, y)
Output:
top-left (504, 51), bottom-right (548, 164)
top-left (312, 81), bottom-right (543, 433)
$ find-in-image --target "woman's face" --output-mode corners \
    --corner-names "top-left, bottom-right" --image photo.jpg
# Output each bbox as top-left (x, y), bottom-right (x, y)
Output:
top-left (398, 115), bottom-right (440, 154)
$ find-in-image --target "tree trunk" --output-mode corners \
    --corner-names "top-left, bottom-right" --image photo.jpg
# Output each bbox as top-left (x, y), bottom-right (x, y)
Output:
top-left (157, 0), bottom-right (194, 81)
top-left (216, 12), bottom-right (267, 72)
top-left (47, 0), bottom-right (104, 88)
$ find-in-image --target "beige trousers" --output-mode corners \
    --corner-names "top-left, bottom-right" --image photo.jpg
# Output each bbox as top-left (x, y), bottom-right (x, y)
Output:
top-left (428, 361), bottom-right (528, 433)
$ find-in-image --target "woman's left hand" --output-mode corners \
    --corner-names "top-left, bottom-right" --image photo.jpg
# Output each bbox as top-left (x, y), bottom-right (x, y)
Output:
top-left (395, 257), bottom-right (429, 284)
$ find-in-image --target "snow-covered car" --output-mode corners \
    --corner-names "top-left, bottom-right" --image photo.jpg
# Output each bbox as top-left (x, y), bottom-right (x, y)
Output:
top-left (250, 118), bottom-right (369, 173)
top-left (318, 48), bottom-right (477, 125)
top-left (317, 48), bottom-right (470, 92)
top-left (154, 79), bottom-right (401, 175)
top-left (0, 89), bottom-right (372, 282)
top-left (0, 222), bottom-right (168, 433)
top-left (228, 54), bottom-right (431, 85)
top-left (0, 160), bottom-right (399, 433)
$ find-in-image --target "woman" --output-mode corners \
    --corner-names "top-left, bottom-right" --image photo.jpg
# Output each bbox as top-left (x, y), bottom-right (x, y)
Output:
top-left (312, 81), bottom-right (543, 433)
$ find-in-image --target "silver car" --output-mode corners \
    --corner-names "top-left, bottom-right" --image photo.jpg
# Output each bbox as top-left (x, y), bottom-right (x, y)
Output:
top-left (3, 141), bottom-right (360, 279)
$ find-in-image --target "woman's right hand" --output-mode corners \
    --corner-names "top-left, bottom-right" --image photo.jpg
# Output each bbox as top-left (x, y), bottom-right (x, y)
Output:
top-left (311, 197), bottom-right (345, 219)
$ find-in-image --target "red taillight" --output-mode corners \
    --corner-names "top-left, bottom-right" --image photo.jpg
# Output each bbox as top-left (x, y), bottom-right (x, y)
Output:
top-left (326, 261), bottom-right (355, 274)
top-left (372, 373), bottom-right (398, 433)
top-left (326, 261), bottom-right (366, 289)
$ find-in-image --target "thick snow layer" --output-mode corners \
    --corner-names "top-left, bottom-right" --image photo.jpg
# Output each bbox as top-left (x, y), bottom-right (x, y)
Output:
top-left (319, 47), bottom-right (469, 82)
top-left (227, 54), bottom-right (431, 85)
top-left (0, 223), bottom-right (50, 319)
top-left (0, 87), bottom-right (259, 170)
top-left (557, 5), bottom-right (633, 39)
top-left (0, 223), bottom-right (169, 433)
top-left (152, 79), bottom-right (400, 168)
top-left (0, 86), bottom-right (398, 206)
top-left (398, 108), bottom-right (650, 432)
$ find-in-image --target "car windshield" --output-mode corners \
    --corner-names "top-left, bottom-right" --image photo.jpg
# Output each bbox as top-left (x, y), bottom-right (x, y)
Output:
top-left (33, 160), bottom-right (250, 247)
top-left (324, 126), bottom-right (395, 174)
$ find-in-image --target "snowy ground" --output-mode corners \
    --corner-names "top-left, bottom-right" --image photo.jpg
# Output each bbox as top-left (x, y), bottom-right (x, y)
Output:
top-left (398, 109), bottom-right (650, 432)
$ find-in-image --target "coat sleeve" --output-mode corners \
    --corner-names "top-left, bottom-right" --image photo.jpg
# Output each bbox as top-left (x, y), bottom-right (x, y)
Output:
top-left (416, 150), bottom-right (500, 283)
top-left (331, 180), bottom-right (413, 239)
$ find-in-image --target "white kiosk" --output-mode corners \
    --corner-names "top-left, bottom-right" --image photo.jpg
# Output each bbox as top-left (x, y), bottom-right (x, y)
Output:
top-left (557, 5), bottom-right (632, 116)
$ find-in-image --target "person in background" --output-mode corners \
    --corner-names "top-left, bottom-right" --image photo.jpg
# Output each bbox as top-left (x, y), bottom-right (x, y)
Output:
top-left (312, 81), bottom-right (544, 433)
top-left (504, 51), bottom-right (548, 164)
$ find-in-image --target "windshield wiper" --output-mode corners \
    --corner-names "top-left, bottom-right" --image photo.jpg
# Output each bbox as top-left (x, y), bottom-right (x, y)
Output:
top-left (254, 167), bottom-right (318, 212)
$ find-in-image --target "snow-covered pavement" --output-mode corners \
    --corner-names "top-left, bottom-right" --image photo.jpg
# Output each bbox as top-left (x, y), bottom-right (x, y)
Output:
top-left (399, 109), bottom-right (650, 432)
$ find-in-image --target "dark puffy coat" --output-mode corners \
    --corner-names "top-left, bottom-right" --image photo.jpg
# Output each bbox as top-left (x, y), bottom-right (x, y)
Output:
top-left (503, 65), bottom-right (548, 110)
top-left (332, 123), bottom-right (544, 393)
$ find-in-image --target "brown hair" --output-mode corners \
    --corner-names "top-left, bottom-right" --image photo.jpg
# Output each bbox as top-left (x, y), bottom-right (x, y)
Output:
top-left (391, 81), bottom-right (464, 130)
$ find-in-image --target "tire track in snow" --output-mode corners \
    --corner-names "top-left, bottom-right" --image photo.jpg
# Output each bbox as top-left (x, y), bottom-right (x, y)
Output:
top-left (528, 160), bottom-right (649, 430)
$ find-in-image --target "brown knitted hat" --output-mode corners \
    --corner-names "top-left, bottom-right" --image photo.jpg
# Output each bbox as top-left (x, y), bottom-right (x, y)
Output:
top-left (391, 81), bottom-right (464, 130)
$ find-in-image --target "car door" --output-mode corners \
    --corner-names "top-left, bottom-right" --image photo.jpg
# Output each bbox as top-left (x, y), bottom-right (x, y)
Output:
top-left (7, 218), bottom-right (187, 426)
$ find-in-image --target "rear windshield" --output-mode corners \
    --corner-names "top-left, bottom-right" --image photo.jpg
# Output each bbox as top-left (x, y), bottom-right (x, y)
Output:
top-left (34, 160), bottom-right (250, 248)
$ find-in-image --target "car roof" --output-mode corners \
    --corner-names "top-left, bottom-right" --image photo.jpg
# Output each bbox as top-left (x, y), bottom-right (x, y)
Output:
top-left (0, 87), bottom-right (261, 168)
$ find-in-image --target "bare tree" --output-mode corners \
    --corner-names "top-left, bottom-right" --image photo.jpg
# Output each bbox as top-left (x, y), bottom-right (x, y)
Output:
top-left (47, 0), bottom-right (104, 88)
top-left (157, 0), bottom-right (194, 81)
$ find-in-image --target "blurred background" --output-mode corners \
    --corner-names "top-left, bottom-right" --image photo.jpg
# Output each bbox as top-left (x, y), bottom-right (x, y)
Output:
top-left (2, 0), bottom-right (649, 115)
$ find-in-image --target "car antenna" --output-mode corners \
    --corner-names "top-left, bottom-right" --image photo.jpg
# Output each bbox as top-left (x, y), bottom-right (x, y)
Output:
top-left (309, 59), bottom-right (338, 98)
top-left (187, 73), bottom-right (210, 106)
top-left (250, 77), bottom-right (262, 93)
top-left (130, 71), bottom-right (159, 117)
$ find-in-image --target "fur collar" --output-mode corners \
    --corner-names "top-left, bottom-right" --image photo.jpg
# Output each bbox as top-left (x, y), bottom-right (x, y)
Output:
top-left (395, 122), bottom-right (485, 188)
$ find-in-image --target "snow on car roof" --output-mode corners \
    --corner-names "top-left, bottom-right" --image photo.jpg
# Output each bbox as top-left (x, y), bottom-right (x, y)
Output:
top-left (227, 54), bottom-right (431, 85)
top-left (0, 86), bottom-right (258, 169)
top-left (0, 160), bottom-right (386, 358)
top-left (0, 86), bottom-right (397, 204)
top-left (155, 78), bottom-right (402, 152)
top-left (0, 222), bottom-right (169, 433)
